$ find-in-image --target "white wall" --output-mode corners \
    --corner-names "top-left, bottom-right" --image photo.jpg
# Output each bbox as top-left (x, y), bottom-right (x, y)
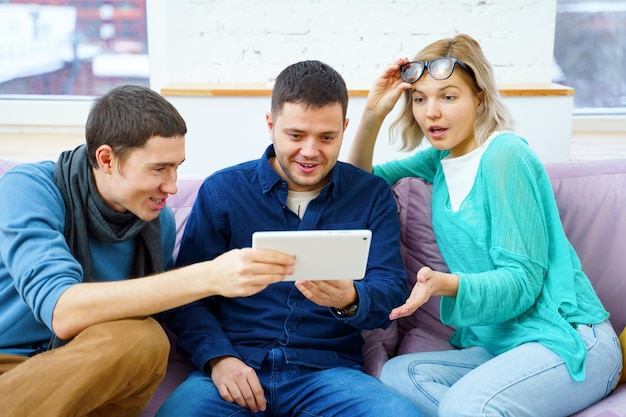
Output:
top-left (147, 0), bottom-right (557, 92)
top-left (166, 92), bottom-right (573, 179)
top-left (144, 0), bottom-right (567, 178)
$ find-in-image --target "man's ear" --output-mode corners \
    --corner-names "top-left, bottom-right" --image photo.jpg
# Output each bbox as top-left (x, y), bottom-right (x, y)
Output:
top-left (94, 145), bottom-right (114, 173)
top-left (266, 112), bottom-right (274, 132)
top-left (266, 112), bottom-right (276, 143)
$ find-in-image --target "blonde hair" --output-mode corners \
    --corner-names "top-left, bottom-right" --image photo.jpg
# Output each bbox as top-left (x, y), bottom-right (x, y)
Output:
top-left (390, 34), bottom-right (514, 151)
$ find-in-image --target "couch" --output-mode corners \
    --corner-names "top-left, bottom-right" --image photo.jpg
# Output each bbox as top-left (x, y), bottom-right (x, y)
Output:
top-left (150, 158), bottom-right (626, 417)
top-left (1, 158), bottom-right (625, 416)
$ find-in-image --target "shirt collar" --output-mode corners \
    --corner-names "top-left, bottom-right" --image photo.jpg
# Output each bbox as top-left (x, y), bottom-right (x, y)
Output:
top-left (257, 145), bottom-right (284, 194)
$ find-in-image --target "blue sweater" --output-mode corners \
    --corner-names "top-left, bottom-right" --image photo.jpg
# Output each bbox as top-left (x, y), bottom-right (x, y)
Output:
top-left (0, 161), bottom-right (175, 356)
top-left (373, 133), bottom-right (609, 381)
top-left (163, 145), bottom-right (408, 373)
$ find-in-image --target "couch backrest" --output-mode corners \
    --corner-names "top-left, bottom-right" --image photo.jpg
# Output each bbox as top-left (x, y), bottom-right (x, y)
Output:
top-left (0, 159), bottom-right (18, 176)
top-left (392, 159), bottom-right (626, 339)
top-left (165, 178), bottom-right (203, 261)
top-left (546, 159), bottom-right (626, 333)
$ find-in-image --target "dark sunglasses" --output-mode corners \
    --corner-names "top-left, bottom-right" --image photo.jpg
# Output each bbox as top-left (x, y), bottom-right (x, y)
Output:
top-left (400, 57), bottom-right (473, 84)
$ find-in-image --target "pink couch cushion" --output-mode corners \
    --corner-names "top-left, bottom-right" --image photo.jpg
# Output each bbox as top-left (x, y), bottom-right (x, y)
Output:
top-left (361, 322), bottom-right (398, 377)
top-left (391, 177), bottom-right (454, 355)
top-left (166, 178), bottom-right (202, 261)
top-left (569, 383), bottom-right (626, 416)
top-left (0, 159), bottom-right (19, 176)
top-left (546, 159), bottom-right (626, 334)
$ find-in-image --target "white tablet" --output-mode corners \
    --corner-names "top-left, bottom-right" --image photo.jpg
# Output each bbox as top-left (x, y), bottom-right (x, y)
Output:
top-left (252, 229), bottom-right (372, 281)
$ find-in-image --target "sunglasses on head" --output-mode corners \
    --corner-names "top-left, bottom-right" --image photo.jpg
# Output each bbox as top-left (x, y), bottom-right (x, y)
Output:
top-left (400, 57), bottom-right (473, 84)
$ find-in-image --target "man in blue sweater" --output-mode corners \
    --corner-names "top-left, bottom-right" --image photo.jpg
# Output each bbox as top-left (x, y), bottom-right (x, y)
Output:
top-left (157, 61), bottom-right (424, 417)
top-left (0, 85), bottom-right (295, 417)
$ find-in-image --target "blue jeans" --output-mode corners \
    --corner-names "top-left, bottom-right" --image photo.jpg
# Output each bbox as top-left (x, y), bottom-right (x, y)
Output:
top-left (380, 320), bottom-right (622, 417)
top-left (156, 347), bottom-right (423, 417)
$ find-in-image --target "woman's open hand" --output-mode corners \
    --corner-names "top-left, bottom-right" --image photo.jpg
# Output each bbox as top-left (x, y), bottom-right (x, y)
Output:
top-left (389, 266), bottom-right (460, 320)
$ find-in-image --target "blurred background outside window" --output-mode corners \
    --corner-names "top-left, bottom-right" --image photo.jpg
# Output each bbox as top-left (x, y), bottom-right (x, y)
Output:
top-left (553, 0), bottom-right (626, 114)
top-left (0, 0), bottom-right (148, 97)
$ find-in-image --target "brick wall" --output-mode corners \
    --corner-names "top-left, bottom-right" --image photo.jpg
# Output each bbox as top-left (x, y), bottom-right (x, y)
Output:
top-left (150, 0), bottom-right (556, 88)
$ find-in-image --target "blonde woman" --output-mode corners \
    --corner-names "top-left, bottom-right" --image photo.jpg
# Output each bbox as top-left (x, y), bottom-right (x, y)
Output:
top-left (348, 34), bottom-right (621, 417)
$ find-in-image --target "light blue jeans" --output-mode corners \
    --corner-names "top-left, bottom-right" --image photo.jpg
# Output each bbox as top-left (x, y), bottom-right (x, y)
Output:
top-left (156, 347), bottom-right (424, 417)
top-left (380, 320), bottom-right (622, 417)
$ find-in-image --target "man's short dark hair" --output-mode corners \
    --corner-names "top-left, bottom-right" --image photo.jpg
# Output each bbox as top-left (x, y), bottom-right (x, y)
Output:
top-left (85, 85), bottom-right (187, 168)
top-left (271, 60), bottom-right (348, 120)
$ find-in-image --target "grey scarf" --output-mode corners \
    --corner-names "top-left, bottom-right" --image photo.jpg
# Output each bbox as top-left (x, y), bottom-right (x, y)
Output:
top-left (49, 144), bottom-right (163, 348)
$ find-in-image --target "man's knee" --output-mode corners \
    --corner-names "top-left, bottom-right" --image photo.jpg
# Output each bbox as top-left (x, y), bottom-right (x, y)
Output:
top-left (116, 317), bottom-right (170, 366)
top-left (77, 317), bottom-right (170, 373)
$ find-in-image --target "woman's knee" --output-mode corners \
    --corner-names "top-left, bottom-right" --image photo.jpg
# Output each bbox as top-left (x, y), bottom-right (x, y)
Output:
top-left (438, 393), bottom-right (465, 417)
top-left (380, 355), bottom-right (405, 387)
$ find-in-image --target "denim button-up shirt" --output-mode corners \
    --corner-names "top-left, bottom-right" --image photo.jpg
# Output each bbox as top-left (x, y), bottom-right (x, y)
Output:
top-left (163, 145), bottom-right (407, 373)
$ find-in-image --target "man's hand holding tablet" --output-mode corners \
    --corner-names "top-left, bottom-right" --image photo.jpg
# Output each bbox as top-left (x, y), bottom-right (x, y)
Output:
top-left (252, 230), bottom-right (372, 281)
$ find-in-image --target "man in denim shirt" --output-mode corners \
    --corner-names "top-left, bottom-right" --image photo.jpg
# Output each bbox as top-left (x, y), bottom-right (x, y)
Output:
top-left (158, 60), bottom-right (424, 417)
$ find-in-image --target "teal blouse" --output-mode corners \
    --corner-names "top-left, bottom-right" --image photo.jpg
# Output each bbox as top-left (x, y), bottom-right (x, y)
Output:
top-left (373, 133), bottom-right (608, 381)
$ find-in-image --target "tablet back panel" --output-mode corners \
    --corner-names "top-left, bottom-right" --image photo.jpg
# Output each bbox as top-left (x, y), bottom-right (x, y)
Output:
top-left (252, 229), bottom-right (372, 281)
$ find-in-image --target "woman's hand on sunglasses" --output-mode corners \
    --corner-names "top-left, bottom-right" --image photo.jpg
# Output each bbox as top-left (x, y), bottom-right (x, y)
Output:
top-left (364, 58), bottom-right (412, 117)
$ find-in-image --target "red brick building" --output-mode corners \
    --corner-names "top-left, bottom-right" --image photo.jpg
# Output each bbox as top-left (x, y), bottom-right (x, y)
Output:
top-left (1, 0), bottom-right (148, 95)
top-left (8, 0), bottom-right (147, 52)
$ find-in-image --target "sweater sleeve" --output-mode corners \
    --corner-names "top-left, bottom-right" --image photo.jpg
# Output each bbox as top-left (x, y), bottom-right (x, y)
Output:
top-left (0, 163), bottom-right (82, 329)
top-left (373, 146), bottom-right (445, 185)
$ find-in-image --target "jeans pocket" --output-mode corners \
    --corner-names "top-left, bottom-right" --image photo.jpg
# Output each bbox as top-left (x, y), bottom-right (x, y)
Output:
top-left (606, 334), bottom-right (622, 395)
top-left (579, 322), bottom-right (622, 396)
top-left (577, 323), bottom-right (598, 350)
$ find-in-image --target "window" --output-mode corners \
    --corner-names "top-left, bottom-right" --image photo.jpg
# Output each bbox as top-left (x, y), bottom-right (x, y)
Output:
top-left (553, 0), bottom-right (626, 114)
top-left (0, 0), bottom-right (148, 96)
